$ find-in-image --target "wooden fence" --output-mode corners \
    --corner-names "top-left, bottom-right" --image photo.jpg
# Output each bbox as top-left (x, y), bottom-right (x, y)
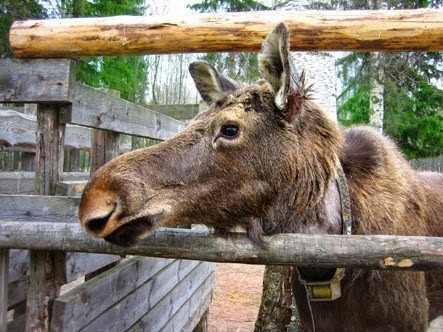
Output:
top-left (1, 9), bottom-right (443, 332)
top-left (0, 58), bottom-right (212, 331)
top-left (410, 155), bottom-right (443, 173)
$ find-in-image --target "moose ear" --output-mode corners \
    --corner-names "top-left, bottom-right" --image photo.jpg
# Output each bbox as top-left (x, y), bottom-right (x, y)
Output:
top-left (189, 61), bottom-right (240, 106)
top-left (259, 23), bottom-right (304, 122)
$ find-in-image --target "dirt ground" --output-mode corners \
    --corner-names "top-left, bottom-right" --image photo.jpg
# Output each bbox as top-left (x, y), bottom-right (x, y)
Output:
top-left (208, 263), bottom-right (265, 332)
top-left (207, 264), bottom-right (443, 332)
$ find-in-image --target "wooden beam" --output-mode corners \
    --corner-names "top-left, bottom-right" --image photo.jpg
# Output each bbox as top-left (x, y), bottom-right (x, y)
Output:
top-left (0, 59), bottom-right (74, 103)
top-left (0, 195), bottom-right (80, 223)
top-left (0, 222), bottom-right (442, 271)
top-left (60, 82), bottom-right (186, 140)
top-left (0, 110), bottom-right (131, 152)
top-left (9, 9), bottom-right (443, 58)
top-left (0, 172), bottom-right (89, 195)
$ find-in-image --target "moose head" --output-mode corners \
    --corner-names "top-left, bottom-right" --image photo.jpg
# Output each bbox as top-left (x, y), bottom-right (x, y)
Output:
top-left (78, 23), bottom-right (342, 247)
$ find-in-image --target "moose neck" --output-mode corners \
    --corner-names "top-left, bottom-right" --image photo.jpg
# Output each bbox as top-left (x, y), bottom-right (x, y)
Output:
top-left (263, 176), bottom-right (343, 236)
top-left (262, 102), bottom-right (344, 236)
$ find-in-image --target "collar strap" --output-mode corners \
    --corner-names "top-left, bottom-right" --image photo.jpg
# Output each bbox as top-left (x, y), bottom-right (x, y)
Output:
top-left (296, 163), bottom-right (353, 302)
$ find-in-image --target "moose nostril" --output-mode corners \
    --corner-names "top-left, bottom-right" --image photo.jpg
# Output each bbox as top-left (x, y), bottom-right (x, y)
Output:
top-left (85, 216), bottom-right (109, 234)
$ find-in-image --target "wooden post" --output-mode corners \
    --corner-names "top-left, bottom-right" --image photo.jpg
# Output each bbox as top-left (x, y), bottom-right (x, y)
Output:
top-left (27, 104), bottom-right (67, 331)
top-left (90, 131), bottom-right (119, 174)
top-left (0, 249), bottom-right (9, 332)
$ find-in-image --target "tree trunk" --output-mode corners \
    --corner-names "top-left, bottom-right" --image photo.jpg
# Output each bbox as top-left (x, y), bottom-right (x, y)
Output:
top-left (369, 51), bottom-right (385, 132)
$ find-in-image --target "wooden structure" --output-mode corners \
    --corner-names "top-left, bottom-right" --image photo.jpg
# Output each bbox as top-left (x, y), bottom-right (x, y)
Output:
top-left (9, 9), bottom-right (443, 57)
top-left (0, 58), bottom-right (212, 331)
top-left (1, 9), bottom-right (443, 332)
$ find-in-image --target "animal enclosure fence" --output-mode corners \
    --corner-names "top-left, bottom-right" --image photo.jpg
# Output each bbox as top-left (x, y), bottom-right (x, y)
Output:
top-left (1, 8), bottom-right (443, 332)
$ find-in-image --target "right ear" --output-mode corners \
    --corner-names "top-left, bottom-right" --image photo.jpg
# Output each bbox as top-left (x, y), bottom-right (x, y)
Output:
top-left (189, 61), bottom-right (240, 106)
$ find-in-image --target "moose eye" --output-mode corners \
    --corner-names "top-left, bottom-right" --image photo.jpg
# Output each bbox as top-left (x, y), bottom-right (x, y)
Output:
top-left (220, 124), bottom-right (239, 138)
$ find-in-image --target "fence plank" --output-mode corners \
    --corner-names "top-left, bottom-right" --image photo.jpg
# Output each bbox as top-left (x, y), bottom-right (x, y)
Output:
top-left (0, 109), bottom-right (131, 152)
top-left (61, 82), bottom-right (186, 140)
top-left (9, 9), bottom-right (443, 58)
top-left (165, 274), bottom-right (214, 332)
top-left (0, 195), bottom-right (79, 223)
top-left (0, 249), bottom-right (9, 332)
top-left (0, 222), bottom-right (442, 271)
top-left (0, 172), bottom-right (89, 195)
top-left (8, 279), bottom-right (27, 309)
top-left (127, 262), bottom-right (214, 332)
top-left (7, 314), bottom-right (25, 332)
top-left (80, 259), bottom-right (198, 332)
top-left (65, 252), bottom-right (121, 282)
top-left (51, 257), bottom-right (172, 331)
top-left (8, 249), bottom-right (28, 283)
top-left (0, 59), bottom-right (74, 103)
top-left (51, 257), bottom-right (175, 331)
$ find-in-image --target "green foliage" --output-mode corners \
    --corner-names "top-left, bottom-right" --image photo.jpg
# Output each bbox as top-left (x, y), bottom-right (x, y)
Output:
top-left (338, 51), bottom-right (443, 159)
top-left (0, 0), bottom-right (47, 58)
top-left (63, 0), bottom-right (148, 104)
top-left (189, 0), bottom-right (268, 12)
top-left (335, 0), bottom-right (443, 159)
top-left (189, 0), bottom-right (268, 84)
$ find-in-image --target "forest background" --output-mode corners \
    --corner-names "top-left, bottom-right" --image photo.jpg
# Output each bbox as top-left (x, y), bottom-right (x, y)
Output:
top-left (1, 0), bottom-right (442, 159)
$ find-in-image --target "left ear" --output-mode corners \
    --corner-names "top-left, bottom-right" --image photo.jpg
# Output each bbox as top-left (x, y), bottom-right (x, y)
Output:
top-left (258, 23), bottom-right (305, 122)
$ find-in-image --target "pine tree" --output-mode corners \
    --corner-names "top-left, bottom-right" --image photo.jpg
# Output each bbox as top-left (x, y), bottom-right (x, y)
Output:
top-left (335, 0), bottom-right (443, 158)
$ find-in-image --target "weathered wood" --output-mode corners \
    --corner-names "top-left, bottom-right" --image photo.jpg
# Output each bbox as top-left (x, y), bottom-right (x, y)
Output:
top-left (27, 103), bottom-right (67, 331)
top-left (75, 259), bottom-right (198, 332)
top-left (128, 262), bottom-right (213, 332)
top-left (0, 109), bottom-right (131, 152)
top-left (183, 298), bottom-right (211, 332)
top-left (164, 272), bottom-right (214, 332)
top-left (7, 314), bottom-right (25, 332)
top-left (0, 172), bottom-right (89, 194)
top-left (90, 130), bottom-right (119, 174)
top-left (7, 249), bottom-right (119, 286)
top-left (0, 59), bottom-right (74, 103)
top-left (9, 10), bottom-right (443, 57)
top-left (8, 279), bottom-right (27, 309)
top-left (55, 180), bottom-right (86, 197)
top-left (51, 256), bottom-right (172, 331)
top-left (8, 249), bottom-right (28, 283)
top-left (0, 195), bottom-right (79, 222)
top-left (0, 249), bottom-right (9, 332)
top-left (65, 252), bottom-right (120, 282)
top-left (61, 82), bottom-right (186, 140)
top-left (0, 222), bottom-right (442, 270)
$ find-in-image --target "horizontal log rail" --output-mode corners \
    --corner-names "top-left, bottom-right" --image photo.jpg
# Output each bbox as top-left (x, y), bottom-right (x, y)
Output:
top-left (10, 9), bottom-right (443, 58)
top-left (0, 221), bottom-right (442, 271)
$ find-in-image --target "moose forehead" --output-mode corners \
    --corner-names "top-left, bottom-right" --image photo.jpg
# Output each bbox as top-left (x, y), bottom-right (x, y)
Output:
top-left (194, 83), bottom-right (283, 125)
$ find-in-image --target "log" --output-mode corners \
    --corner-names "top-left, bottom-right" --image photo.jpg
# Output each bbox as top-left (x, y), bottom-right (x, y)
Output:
top-left (0, 222), bottom-right (442, 271)
top-left (9, 9), bottom-right (443, 58)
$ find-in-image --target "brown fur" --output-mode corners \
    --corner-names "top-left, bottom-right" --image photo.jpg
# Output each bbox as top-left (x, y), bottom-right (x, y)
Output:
top-left (79, 24), bottom-right (443, 331)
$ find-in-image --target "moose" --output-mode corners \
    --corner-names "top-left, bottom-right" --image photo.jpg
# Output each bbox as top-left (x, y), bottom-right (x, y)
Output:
top-left (79, 23), bottom-right (443, 331)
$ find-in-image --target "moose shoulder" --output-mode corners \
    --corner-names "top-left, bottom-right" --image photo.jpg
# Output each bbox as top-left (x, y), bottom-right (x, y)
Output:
top-left (79, 23), bottom-right (443, 331)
